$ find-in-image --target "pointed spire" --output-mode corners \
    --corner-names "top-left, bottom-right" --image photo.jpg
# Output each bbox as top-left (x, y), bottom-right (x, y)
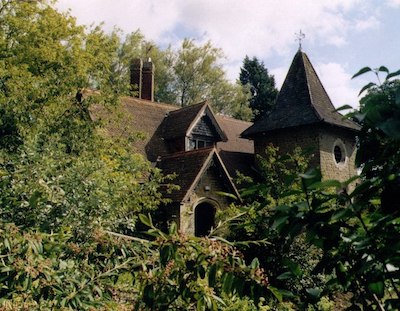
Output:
top-left (242, 51), bottom-right (359, 138)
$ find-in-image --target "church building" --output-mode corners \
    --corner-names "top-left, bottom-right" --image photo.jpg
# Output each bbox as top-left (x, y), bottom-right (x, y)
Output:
top-left (92, 50), bottom-right (360, 236)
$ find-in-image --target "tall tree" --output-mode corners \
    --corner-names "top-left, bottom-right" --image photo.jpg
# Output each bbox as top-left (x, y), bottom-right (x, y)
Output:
top-left (0, 0), bottom-right (166, 234)
top-left (239, 56), bottom-right (278, 121)
top-left (159, 39), bottom-right (251, 120)
top-left (167, 39), bottom-right (225, 107)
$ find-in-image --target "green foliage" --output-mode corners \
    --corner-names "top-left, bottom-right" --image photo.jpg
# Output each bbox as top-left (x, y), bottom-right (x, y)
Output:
top-left (170, 39), bottom-right (225, 107)
top-left (230, 68), bottom-right (400, 309)
top-left (154, 39), bottom-right (252, 120)
top-left (109, 29), bottom-right (175, 101)
top-left (108, 33), bottom-right (253, 119)
top-left (228, 146), bottom-right (331, 307)
top-left (0, 0), bottom-right (167, 235)
top-left (0, 223), bottom-right (128, 310)
top-left (133, 215), bottom-right (271, 310)
top-left (239, 56), bottom-right (278, 121)
top-left (0, 218), bottom-right (272, 310)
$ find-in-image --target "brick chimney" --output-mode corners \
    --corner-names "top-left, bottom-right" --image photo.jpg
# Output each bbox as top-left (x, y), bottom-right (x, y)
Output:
top-left (130, 58), bottom-right (154, 101)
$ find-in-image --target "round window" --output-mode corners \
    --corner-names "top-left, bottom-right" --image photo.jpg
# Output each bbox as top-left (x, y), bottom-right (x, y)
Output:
top-left (333, 141), bottom-right (346, 165)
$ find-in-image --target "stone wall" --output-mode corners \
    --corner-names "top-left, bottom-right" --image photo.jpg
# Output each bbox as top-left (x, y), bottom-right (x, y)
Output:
top-left (254, 125), bottom-right (358, 187)
top-left (179, 162), bottom-right (232, 235)
top-left (318, 126), bottom-right (358, 184)
top-left (254, 125), bottom-right (321, 169)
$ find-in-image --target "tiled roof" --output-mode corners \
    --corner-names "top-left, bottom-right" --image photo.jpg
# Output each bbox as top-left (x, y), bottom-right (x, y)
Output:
top-left (218, 150), bottom-right (255, 184)
top-left (215, 115), bottom-right (254, 181)
top-left (156, 148), bottom-right (239, 202)
top-left (216, 115), bottom-right (253, 153)
top-left (242, 51), bottom-right (360, 138)
top-left (162, 102), bottom-right (206, 140)
top-left (162, 101), bottom-right (227, 142)
top-left (90, 97), bottom-right (176, 161)
top-left (157, 148), bottom-right (213, 202)
top-left (91, 98), bottom-right (248, 162)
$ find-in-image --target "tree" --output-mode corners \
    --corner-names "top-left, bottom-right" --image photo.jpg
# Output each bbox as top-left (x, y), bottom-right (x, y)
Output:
top-left (169, 39), bottom-right (225, 107)
top-left (0, 0), bottom-right (167, 235)
top-left (210, 80), bottom-right (253, 121)
top-left (155, 39), bottom-right (251, 120)
top-left (239, 56), bottom-right (278, 121)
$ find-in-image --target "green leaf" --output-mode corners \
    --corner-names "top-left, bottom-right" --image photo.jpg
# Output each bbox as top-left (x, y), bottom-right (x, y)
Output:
top-left (223, 272), bottom-right (234, 293)
top-left (352, 67), bottom-right (372, 79)
top-left (250, 257), bottom-right (260, 269)
top-left (268, 286), bottom-right (283, 302)
top-left (331, 208), bottom-right (354, 221)
top-left (277, 271), bottom-right (293, 280)
top-left (274, 205), bottom-right (291, 213)
top-left (160, 245), bottom-right (172, 266)
top-left (300, 169), bottom-right (322, 189)
top-left (334, 104), bottom-right (354, 112)
top-left (306, 287), bottom-right (321, 299)
top-left (283, 258), bottom-right (302, 277)
top-left (0, 266), bottom-right (14, 273)
top-left (308, 179), bottom-right (342, 190)
top-left (350, 180), bottom-right (372, 197)
top-left (208, 264), bottom-right (217, 287)
top-left (138, 214), bottom-right (152, 228)
top-left (368, 281), bottom-right (384, 298)
top-left (358, 82), bottom-right (377, 96)
top-left (387, 69), bottom-right (400, 80)
top-left (272, 216), bottom-right (289, 230)
top-left (215, 191), bottom-right (238, 200)
top-left (377, 66), bottom-right (389, 74)
top-left (379, 118), bottom-right (400, 139)
top-left (143, 284), bottom-right (155, 305)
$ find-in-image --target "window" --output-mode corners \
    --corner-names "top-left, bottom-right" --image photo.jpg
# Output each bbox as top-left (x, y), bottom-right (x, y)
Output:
top-left (188, 136), bottom-right (214, 150)
top-left (333, 140), bottom-right (346, 166)
top-left (197, 140), bottom-right (205, 149)
top-left (334, 145), bottom-right (343, 163)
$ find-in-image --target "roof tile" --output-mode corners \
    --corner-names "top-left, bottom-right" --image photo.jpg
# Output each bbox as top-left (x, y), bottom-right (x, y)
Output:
top-left (242, 51), bottom-right (360, 137)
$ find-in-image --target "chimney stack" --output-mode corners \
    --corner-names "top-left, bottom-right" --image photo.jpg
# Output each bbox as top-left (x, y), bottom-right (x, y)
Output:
top-left (130, 58), bottom-right (154, 101)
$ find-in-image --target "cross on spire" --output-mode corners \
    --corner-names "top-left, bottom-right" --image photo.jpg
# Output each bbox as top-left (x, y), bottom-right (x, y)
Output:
top-left (295, 30), bottom-right (305, 51)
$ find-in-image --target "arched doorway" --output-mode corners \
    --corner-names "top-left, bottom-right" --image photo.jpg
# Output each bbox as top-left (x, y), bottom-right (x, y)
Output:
top-left (194, 202), bottom-right (216, 237)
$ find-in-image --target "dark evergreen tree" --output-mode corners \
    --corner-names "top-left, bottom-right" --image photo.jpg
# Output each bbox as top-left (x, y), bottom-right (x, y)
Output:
top-left (239, 56), bottom-right (278, 121)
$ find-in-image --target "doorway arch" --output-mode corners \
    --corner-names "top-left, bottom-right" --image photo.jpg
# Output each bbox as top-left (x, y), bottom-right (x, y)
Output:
top-left (194, 201), bottom-right (216, 237)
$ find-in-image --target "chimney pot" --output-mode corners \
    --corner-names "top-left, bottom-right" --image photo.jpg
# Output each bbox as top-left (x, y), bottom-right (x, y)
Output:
top-left (130, 59), bottom-right (142, 98)
top-left (141, 61), bottom-right (154, 101)
top-left (130, 58), bottom-right (154, 101)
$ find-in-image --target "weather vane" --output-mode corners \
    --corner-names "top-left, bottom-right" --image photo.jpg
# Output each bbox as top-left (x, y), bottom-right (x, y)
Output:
top-left (295, 30), bottom-right (305, 51)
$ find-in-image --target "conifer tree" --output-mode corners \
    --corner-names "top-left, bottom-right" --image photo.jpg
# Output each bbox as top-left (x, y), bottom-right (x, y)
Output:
top-left (239, 56), bottom-right (278, 121)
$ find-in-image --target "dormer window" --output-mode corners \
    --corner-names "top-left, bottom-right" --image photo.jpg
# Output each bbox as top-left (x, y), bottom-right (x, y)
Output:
top-left (189, 136), bottom-right (214, 150)
top-left (187, 115), bottom-right (219, 151)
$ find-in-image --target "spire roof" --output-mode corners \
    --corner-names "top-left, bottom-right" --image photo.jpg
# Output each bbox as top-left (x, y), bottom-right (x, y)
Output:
top-left (242, 51), bottom-right (360, 138)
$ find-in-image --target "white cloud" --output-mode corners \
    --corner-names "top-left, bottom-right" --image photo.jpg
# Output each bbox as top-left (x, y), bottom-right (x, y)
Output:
top-left (386, 0), bottom-right (400, 7)
top-left (315, 62), bottom-right (363, 109)
top-left (354, 16), bottom-right (380, 31)
top-left (55, 0), bottom-right (383, 107)
top-left (270, 66), bottom-right (288, 89)
top-left (56, 0), bottom-right (377, 61)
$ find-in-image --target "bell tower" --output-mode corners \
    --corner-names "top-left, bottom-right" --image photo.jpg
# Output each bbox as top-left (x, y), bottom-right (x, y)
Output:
top-left (242, 51), bottom-right (360, 184)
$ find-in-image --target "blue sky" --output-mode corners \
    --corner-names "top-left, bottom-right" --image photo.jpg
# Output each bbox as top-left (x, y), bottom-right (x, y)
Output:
top-left (56, 0), bottom-right (400, 109)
